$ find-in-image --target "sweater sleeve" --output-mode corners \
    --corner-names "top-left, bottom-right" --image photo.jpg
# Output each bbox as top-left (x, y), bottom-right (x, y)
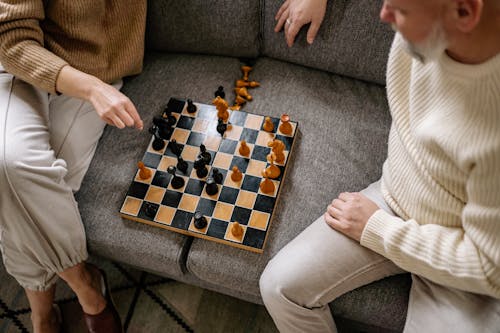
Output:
top-left (0, 0), bottom-right (68, 93)
top-left (360, 147), bottom-right (500, 298)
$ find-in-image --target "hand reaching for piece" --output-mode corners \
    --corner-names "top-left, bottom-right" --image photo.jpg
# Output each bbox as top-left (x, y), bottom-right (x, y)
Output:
top-left (274, 0), bottom-right (328, 47)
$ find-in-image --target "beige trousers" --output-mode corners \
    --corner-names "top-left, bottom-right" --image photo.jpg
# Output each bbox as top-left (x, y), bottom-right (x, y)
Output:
top-left (260, 181), bottom-right (500, 333)
top-left (0, 66), bottom-right (120, 291)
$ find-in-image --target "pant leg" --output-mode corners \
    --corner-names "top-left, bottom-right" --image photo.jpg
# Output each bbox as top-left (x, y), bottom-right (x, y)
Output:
top-left (0, 70), bottom-right (106, 291)
top-left (404, 275), bottom-right (500, 333)
top-left (260, 180), bottom-right (405, 333)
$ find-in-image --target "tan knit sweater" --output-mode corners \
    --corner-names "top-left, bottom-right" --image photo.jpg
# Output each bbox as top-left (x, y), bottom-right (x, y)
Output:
top-left (0, 0), bottom-right (146, 94)
top-left (361, 34), bottom-right (500, 298)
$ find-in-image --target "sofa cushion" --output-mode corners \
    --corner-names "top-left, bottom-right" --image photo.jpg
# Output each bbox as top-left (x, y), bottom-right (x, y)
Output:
top-left (146, 0), bottom-right (261, 58)
top-left (263, 0), bottom-right (394, 85)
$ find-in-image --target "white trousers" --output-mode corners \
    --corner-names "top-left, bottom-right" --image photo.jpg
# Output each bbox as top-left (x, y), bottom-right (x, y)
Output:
top-left (260, 181), bottom-right (500, 333)
top-left (0, 66), bottom-right (120, 291)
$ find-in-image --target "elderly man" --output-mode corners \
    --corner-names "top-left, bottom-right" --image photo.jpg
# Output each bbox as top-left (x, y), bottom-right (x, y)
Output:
top-left (260, 0), bottom-right (500, 332)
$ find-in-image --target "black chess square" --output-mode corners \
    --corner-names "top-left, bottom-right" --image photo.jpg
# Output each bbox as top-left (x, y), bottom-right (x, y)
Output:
top-left (187, 132), bottom-right (206, 146)
top-left (171, 210), bottom-right (194, 230)
top-left (254, 194), bottom-right (276, 213)
top-left (161, 190), bottom-right (183, 207)
top-left (165, 142), bottom-right (184, 157)
top-left (176, 115), bottom-right (195, 130)
top-left (241, 175), bottom-right (261, 192)
top-left (207, 219), bottom-right (229, 239)
top-left (219, 139), bottom-right (238, 154)
top-left (218, 186), bottom-right (239, 205)
top-left (142, 152), bottom-right (162, 168)
top-left (185, 179), bottom-right (205, 196)
top-left (196, 198), bottom-right (217, 217)
top-left (138, 202), bottom-right (159, 221)
top-left (230, 156), bottom-right (249, 173)
top-left (167, 98), bottom-right (185, 113)
top-left (127, 181), bottom-right (150, 199)
top-left (231, 206), bottom-right (252, 225)
top-left (242, 228), bottom-right (266, 249)
top-left (151, 171), bottom-right (172, 188)
top-left (251, 146), bottom-right (270, 161)
top-left (229, 110), bottom-right (247, 126)
top-left (241, 128), bottom-right (259, 144)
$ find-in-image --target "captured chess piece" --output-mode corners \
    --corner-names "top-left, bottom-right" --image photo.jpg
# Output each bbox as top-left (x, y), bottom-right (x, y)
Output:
top-left (265, 152), bottom-right (281, 179)
top-left (167, 165), bottom-right (185, 189)
top-left (187, 99), bottom-right (197, 113)
top-left (234, 95), bottom-right (247, 106)
top-left (214, 86), bottom-right (225, 99)
top-left (212, 168), bottom-right (223, 184)
top-left (216, 118), bottom-right (227, 136)
top-left (199, 144), bottom-right (212, 164)
top-left (193, 211), bottom-right (208, 229)
top-left (279, 114), bottom-right (293, 135)
top-left (176, 157), bottom-right (188, 174)
top-left (241, 65), bottom-right (252, 81)
top-left (267, 139), bottom-right (286, 164)
top-left (137, 161), bottom-right (152, 180)
top-left (239, 140), bottom-right (250, 157)
top-left (263, 116), bottom-right (274, 132)
top-left (205, 177), bottom-right (219, 196)
top-left (260, 169), bottom-right (275, 194)
top-left (231, 165), bottom-right (243, 182)
top-left (169, 139), bottom-right (182, 157)
top-left (231, 222), bottom-right (244, 238)
top-left (235, 79), bottom-right (260, 88)
top-left (149, 126), bottom-right (166, 151)
top-left (144, 202), bottom-right (158, 218)
top-left (234, 87), bottom-right (252, 101)
top-left (213, 96), bottom-right (229, 122)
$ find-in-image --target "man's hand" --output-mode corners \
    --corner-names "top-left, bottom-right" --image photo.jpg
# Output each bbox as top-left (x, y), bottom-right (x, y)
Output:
top-left (324, 192), bottom-right (380, 242)
top-left (274, 0), bottom-right (328, 47)
top-left (56, 65), bottom-right (143, 130)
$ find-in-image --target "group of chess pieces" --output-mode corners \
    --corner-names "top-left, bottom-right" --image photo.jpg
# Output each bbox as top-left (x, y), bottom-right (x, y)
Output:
top-left (136, 69), bottom-right (294, 239)
top-left (214, 65), bottom-right (260, 112)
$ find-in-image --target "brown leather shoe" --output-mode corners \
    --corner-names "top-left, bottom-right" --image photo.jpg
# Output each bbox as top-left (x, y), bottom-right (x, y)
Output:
top-left (83, 264), bottom-right (123, 333)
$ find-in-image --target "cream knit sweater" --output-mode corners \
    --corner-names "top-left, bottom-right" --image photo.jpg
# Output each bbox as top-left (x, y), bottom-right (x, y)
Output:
top-left (0, 0), bottom-right (146, 94)
top-left (361, 34), bottom-right (500, 298)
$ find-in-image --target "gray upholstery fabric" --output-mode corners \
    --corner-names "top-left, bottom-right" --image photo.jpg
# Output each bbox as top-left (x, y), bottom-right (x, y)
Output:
top-left (146, 0), bottom-right (261, 58)
top-left (263, 0), bottom-right (394, 85)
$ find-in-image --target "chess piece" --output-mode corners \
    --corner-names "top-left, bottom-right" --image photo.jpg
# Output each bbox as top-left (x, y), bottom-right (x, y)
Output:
top-left (187, 99), bottom-right (197, 113)
top-left (234, 95), bottom-right (246, 106)
top-left (162, 107), bottom-right (177, 126)
top-left (149, 126), bottom-right (166, 151)
top-left (234, 87), bottom-right (252, 101)
top-left (167, 165), bottom-right (185, 189)
top-left (169, 139), bottom-right (182, 157)
top-left (205, 177), bottom-right (219, 196)
top-left (213, 96), bottom-right (229, 122)
top-left (267, 139), bottom-right (286, 164)
top-left (199, 144), bottom-right (212, 164)
top-left (137, 161), bottom-right (151, 180)
top-left (265, 152), bottom-right (281, 179)
top-left (177, 157), bottom-right (188, 174)
top-left (194, 157), bottom-right (209, 178)
top-left (239, 140), bottom-right (250, 157)
top-left (279, 114), bottom-right (293, 135)
top-left (216, 118), bottom-right (227, 136)
top-left (241, 65), bottom-right (252, 81)
top-left (260, 169), bottom-right (275, 194)
top-left (214, 86), bottom-right (225, 99)
top-left (263, 117), bottom-right (274, 132)
top-left (231, 165), bottom-right (242, 182)
top-left (193, 211), bottom-right (208, 229)
top-left (212, 168), bottom-right (223, 184)
top-left (229, 104), bottom-right (241, 111)
top-left (153, 116), bottom-right (173, 139)
top-left (144, 202), bottom-right (158, 218)
top-left (231, 222), bottom-right (244, 238)
top-left (235, 79), bottom-right (260, 88)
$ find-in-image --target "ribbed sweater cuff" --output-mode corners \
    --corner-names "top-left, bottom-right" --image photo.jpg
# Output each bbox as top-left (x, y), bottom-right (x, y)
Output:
top-left (360, 209), bottom-right (396, 255)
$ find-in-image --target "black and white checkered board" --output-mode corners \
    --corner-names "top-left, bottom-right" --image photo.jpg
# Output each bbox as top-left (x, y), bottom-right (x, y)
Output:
top-left (120, 98), bottom-right (298, 253)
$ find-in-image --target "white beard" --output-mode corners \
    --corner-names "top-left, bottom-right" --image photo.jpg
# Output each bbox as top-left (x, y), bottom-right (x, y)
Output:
top-left (392, 23), bottom-right (448, 64)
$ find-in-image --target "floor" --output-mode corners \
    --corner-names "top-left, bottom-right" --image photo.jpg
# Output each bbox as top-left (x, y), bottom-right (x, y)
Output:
top-left (0, 256), bottom-right (278, 333)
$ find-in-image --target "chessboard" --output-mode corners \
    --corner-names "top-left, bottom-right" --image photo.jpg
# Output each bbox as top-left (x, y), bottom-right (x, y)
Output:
top-left (120, 97), bottom-right (298, 253)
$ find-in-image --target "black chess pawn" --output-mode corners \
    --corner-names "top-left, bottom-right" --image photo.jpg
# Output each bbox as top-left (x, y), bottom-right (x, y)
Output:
top-left (167, 165), bottom-right (185, 189)
top-left (149, 126), bottom-right (166, 151)
top-left (193, 157), bottom-right (209, 178)
top-left (169, 139), bottom-right (182, 157)
top-left (212, 168), bottom-right (223, 184)
top-left (186, 99), bottom-right (197, 113)
top-left (216, 118), bottom-right (227, 136)
top-left (144, 202), bottom-right (158, 218)
top-left (214, 86), bottom-right (225, 99)
top-left (162, 107), bottom-right (177, 126)
top-left (205, 177), bottom-right (219, 195)
top-left (199, 144), bottom-right (212, 164)
top-left (153, 116), bottom-right (173, 139)
top-left (193, 211), bottom-right (208, 229)
top-left (176, 157), bottom-right (188, 174)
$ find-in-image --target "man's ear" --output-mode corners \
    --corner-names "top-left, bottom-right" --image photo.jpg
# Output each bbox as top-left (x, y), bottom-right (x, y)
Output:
top-left (451, 0), bottom-right (483, 32)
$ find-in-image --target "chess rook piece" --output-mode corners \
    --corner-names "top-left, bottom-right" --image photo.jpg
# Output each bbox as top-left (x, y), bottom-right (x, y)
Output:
top-left (162, 107), bottom-right (177, 126)
top-left (216, 118), bottom-right (227, 136)
top-left (279, 114), bottom-right (293, 135)
top-left (231, 165), bottom-right (242, 182)
top-left (241, 65), bottom-right (252, 81)
top-left (176, 157), bottom-right (188, 174)
top-left (187, 99), bottom-right (197, 113)
top-left (149, 126), bottom-right (166, 151)
top-left (205, 177), bottom-right (219, 196)
top-left (214, 86), bottom-right (225, 99)
top-left (267, 139), bottom-right (286, 164)
top-left (137, 161), bottom-right (152, 180)
top-left (213, 96), bottom-right (229, 122)
top-left (265, 152), bottom-right (281, 179)
top-left (167, 165), bottom-right (185, 189)
top-left (235, 79), bottom-right (260, 88)
top-left (144, 202), bottom-right (158, 218)
top-left (199, 144), bottom-right (212, 164)
top-left (234, 87), bottom-right (252, 101)
top-left (239, 140), bottom-right (250, 157)
top-left (231, 222), bottom-right (244, 238)
top-left (260, 169), bottom-right (275, 194)
top-left (169, 139), bottom-right (182, 157)
top-left (263, 117), bottom-right (274, 132)
top-left (193, 211), bottom-right (208, 229)
top-left (212, 168), bottom-right (223, 184)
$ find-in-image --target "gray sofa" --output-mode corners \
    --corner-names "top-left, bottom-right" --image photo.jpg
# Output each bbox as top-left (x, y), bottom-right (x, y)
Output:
top-left (76, 0), bottom-right (411, 331)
